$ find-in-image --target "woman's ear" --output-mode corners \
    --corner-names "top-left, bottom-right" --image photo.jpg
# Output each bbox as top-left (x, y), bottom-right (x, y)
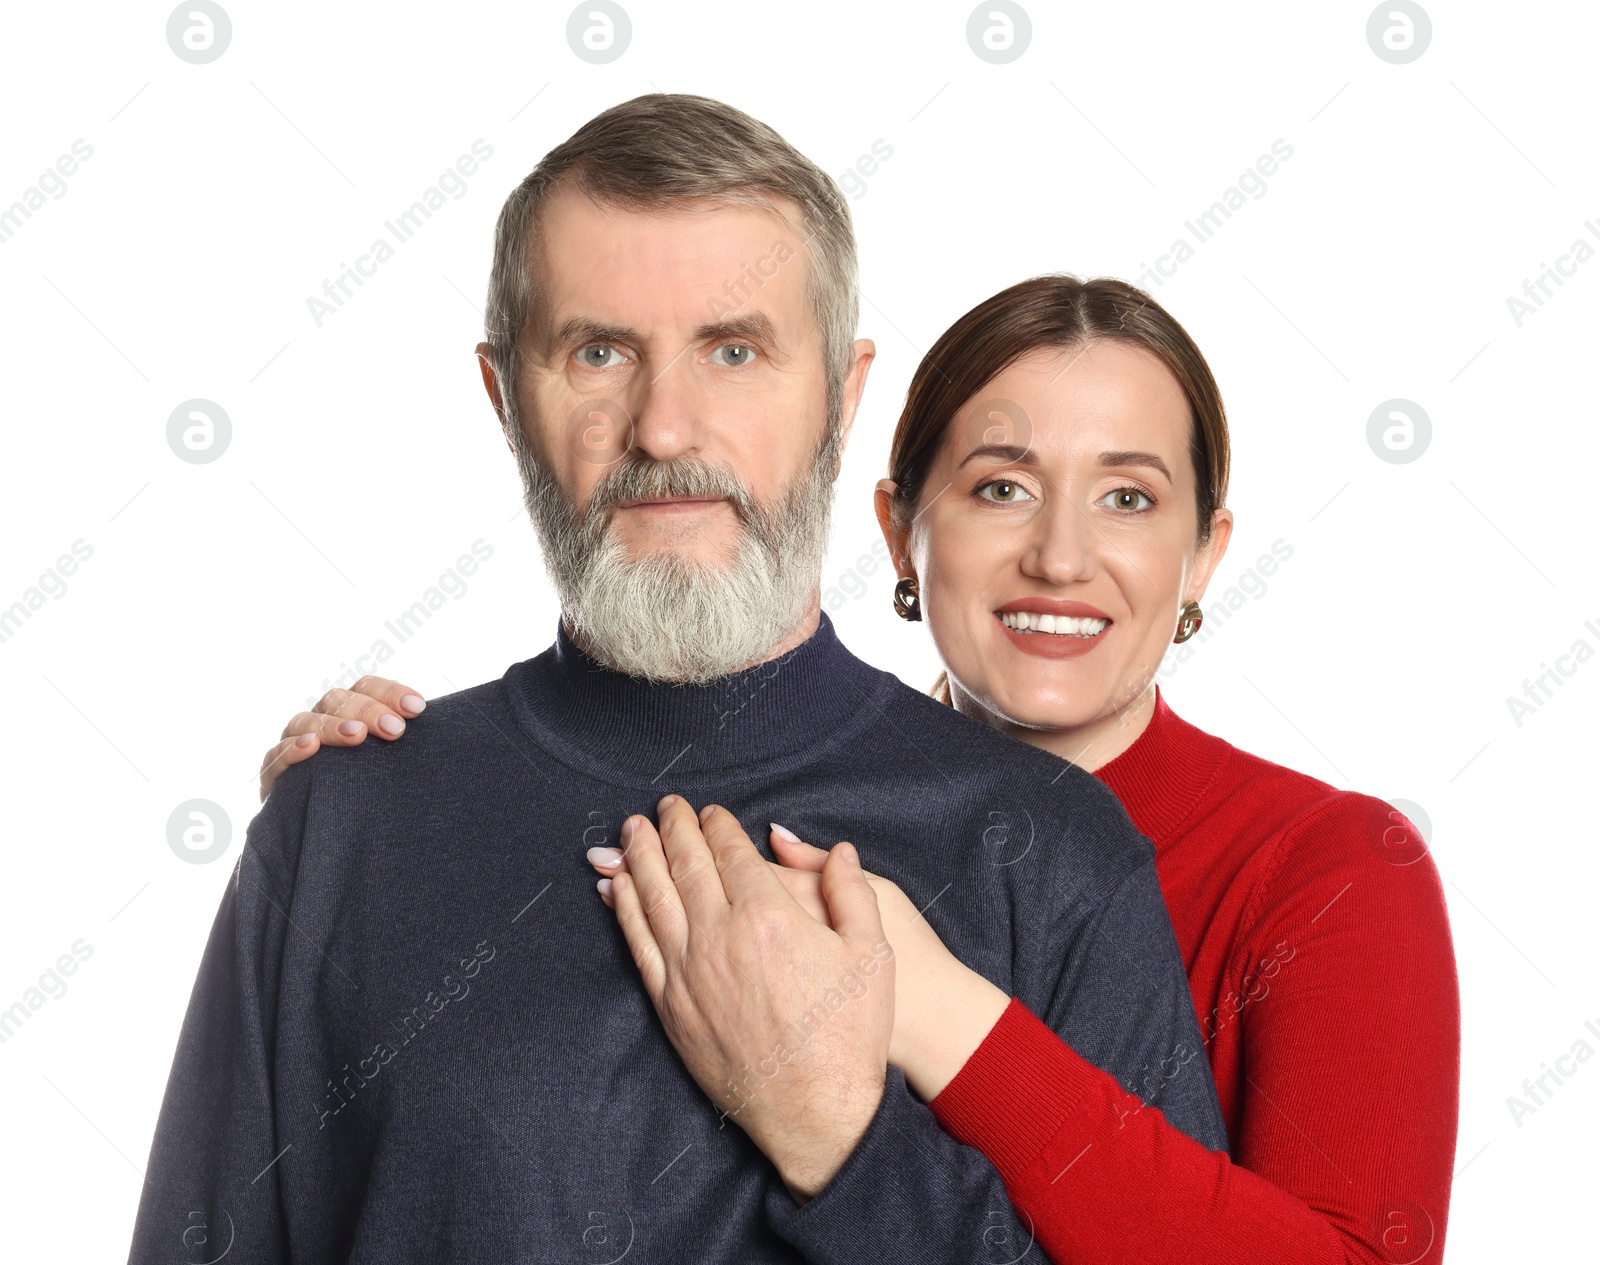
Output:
top-left (874, 480), bottom-right (915, 578)
top-left (1187, 507), bottom-right (1235, 605)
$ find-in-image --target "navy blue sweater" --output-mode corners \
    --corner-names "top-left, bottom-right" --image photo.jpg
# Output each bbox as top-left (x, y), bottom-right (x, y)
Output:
top-left (129, 614), bottom-right (1226, 1264)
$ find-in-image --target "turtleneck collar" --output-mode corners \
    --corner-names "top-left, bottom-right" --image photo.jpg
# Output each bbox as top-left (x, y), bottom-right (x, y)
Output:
top-left (501, 612), bottom-right (897, 790)
top-left (1092, 687), bottom-right (1230, 848)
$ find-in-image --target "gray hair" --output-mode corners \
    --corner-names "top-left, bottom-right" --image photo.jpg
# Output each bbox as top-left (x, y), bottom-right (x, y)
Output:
top-left (516, 428), bottom-right (842, 682)
top-left (482, 93), bottom-right (860, 434)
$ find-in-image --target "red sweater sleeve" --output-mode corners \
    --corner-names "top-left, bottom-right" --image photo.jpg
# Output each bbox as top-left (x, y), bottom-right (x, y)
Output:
top-left (928, 800), bottom-right (1460, 1265)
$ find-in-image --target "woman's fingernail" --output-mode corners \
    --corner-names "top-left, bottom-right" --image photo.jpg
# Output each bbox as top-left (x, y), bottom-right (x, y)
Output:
top-left (400, 693), bottom-right (426, 713)
top-left (597, 877), bottom-right (613, 898)
top-left (587, 847), bottom-right (623, 867)
top-left (378, 714), bottom-right (405, 735)
top-left (338, 720), bottom-right (363, 737)
top-left (621, 816), bottom-right (638, 844)
top-left (770, 822), bottom-right (803, 844)
top-left (295, 733), bottom-right (315, 749)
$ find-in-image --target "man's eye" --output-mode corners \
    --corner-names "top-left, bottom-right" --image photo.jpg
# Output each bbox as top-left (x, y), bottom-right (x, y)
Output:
top-left (976, 479), bottom-right (1034, 504)
top-left (1099, 487), bottom-right (1154, 512)
top-left (577, 345), bottom-right (623, 368)
top-left (710, 343), bottom-right (757, 367)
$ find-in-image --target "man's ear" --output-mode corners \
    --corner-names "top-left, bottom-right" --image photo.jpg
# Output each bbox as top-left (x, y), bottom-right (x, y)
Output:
top-left (476, 343), bottom-right (514, 453)
top-left (873, 479), bottom-right (914, 579)
top-left (831, 338), bottom-right (876, 479)
top-left (1187, 507), bottom-right (1235, 605)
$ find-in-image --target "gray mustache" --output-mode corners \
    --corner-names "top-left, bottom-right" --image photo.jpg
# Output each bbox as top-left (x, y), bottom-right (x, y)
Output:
top-left (586, 455), bottom-right (759, 523)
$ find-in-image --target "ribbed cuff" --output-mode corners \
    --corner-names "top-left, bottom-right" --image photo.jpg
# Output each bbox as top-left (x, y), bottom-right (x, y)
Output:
top-left (764, 1063), bottom-right (947, 1265)
top-left (927, 997), bottom-right (1102, 1184)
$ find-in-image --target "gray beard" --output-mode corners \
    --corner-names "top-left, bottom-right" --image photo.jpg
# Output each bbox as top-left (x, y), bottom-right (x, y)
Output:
top-left (512, 415), bottom-right (839, 684)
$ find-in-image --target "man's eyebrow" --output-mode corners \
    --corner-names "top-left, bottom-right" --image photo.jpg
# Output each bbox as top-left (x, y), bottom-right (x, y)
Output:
top-left (1098, 450), bottom-right (1173, 480)
top-left (957, 443), bottom-right (1037, 470)
top-left (692, 312), bottom-right (779, 347)
top-left (549, 314), bottom-right (779, 351)
top-left (553, 317), bottom-right (639, 348)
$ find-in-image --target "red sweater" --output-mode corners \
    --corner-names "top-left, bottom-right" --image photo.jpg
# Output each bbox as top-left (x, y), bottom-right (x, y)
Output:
top-left (928, 690), bottom-right (1460, 1264)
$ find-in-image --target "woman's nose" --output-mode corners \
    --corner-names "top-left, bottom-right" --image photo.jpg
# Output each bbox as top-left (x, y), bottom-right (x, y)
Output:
top-left (1019, 497), bottom-right (1097, 585)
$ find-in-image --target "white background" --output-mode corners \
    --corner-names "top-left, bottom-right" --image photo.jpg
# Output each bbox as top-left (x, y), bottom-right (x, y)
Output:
top-left (1, 1), bottom-right (1595, 1258)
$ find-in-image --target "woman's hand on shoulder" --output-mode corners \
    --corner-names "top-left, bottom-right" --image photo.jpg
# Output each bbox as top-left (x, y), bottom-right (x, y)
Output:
top-left (258, 677), bottom-right (426, 801)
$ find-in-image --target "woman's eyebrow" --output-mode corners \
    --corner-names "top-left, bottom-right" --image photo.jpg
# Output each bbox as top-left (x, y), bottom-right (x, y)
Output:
top-left (1099, 450), bottom-right (1173, 480)
top-left (957, 443), bottom-right (1036, 469)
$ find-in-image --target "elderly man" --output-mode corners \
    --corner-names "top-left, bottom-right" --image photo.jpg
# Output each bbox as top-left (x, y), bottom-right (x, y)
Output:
top-left (129, 94), bottom-right (1225, 1264)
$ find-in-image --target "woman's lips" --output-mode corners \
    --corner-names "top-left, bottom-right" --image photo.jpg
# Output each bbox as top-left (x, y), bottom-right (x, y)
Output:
top-left (994, 602), bottom-right (1112, 660)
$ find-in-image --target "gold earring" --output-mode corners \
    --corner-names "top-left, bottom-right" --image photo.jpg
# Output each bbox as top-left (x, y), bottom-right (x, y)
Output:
top-left (1173, 599), bottom-right (1203, 643)
top-left (894, 576), bottom-right (922, 622)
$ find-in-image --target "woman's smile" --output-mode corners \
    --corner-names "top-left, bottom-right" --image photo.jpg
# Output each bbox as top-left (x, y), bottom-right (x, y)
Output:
top-left (994, 599), bottom-right (1112, 658)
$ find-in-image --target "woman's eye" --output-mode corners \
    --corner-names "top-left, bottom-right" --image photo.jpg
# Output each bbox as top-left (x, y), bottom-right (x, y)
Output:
top-left (577, 344), bottom-right (623, 369)
top-left (977, 479), bottom-right (1034, 504)
top-left (1100, 487), bottom-right (1154, 512)
top-left (710, 343), bottom-right (757, 367)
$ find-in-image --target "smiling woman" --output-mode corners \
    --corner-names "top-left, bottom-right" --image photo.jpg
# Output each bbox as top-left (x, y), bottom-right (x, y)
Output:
top-left (879, 276), bottom-right (1230, 750)
top-left (853, 274), bottom-right (1460, 1264)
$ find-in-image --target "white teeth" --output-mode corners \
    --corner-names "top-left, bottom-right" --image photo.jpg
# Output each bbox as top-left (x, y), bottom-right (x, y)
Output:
top-left (999, 611), bottom-right (1108, 637)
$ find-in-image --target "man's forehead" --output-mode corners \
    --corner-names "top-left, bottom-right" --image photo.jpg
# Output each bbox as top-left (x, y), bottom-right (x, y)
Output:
top-left (534, 186), bottom-right (812, 335)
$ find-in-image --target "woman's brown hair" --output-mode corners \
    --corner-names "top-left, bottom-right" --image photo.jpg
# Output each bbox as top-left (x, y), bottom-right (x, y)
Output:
top-left (887, 274), bottom-right (1231, 702)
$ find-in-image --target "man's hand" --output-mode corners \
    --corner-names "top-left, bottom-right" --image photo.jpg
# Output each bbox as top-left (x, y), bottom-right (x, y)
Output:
top-left (607, 796), bottom-right (894, 1203)
top-left (761, 827), bottom-right (1011, 1103)
top-left (593, 824), bottom-right (1012, 1105)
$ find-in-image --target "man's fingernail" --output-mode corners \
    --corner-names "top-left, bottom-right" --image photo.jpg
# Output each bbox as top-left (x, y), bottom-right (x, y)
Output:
top-left (660, 795), bottom-right (679, 809)
top-left (295, 733), bottom-right (315, 749)
top-left (769, 822), bottom-right (802, 844)
top-left (587, 847), bottom-right (623, 867)
top-left (338, 720), bottom-right (363, 737)
top-left (378, 714), bottom-right (405, 735)
top-left (400, 693), bottom-right (426, 713)
top-left (597, 877), bottom-right (612, 898)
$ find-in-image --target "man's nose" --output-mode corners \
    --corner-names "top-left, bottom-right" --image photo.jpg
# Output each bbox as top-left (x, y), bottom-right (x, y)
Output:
top-left (628, 349), bottom-right (703, 463)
